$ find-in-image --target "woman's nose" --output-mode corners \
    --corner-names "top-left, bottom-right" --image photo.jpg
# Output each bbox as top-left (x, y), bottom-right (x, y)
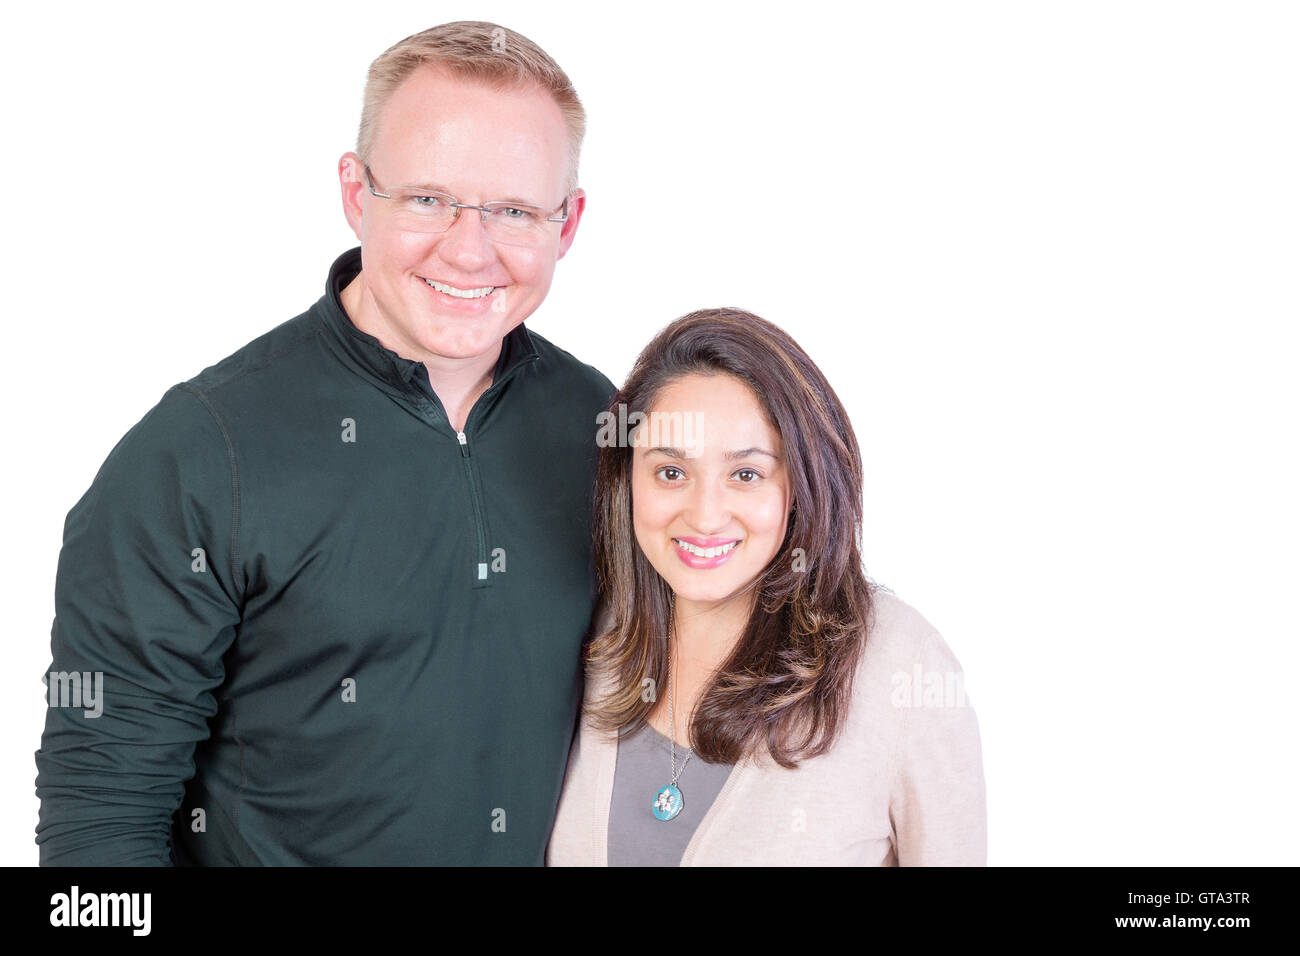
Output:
top-left (682, 477), bottom-right (731, 534)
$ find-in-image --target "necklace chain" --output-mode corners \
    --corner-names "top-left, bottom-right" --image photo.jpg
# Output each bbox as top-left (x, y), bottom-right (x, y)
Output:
top-left (668, 600), bottom-right (692, 784)
top-left (651, 594), bottom-right (692, 821)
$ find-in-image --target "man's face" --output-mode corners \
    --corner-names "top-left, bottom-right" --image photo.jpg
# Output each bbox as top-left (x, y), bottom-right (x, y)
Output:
top-left (339, 66), bottom-right (583, 365)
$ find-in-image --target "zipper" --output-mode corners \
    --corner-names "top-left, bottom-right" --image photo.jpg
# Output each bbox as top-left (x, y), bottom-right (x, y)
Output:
top-left (457, 429), bottom-right (491, 586)
top-left (453, 352), bottom-right (540, 588)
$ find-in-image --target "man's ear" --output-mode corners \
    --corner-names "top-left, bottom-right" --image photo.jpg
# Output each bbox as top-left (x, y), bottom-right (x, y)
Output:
top-left (338, 152), bottom-right (366, 240)
top-left (555, 187), bottom-right (586, 261)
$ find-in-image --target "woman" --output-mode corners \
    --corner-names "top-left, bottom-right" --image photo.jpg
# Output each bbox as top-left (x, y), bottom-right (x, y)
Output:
top-left (547, 308), bottom-right (986, 866)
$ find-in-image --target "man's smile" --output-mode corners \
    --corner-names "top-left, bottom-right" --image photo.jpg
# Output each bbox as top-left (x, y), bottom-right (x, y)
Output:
top-left (421, 277), bottom-right (500, 299)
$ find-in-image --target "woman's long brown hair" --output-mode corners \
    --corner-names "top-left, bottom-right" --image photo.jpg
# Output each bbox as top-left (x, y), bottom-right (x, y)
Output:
top-left (586, 308), bottom-right (876, 769)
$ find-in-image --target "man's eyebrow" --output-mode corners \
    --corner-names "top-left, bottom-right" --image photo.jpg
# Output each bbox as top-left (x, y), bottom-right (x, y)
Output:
top-left (490, 195), bottom-right (547, 207)
top-left (401, 183), bottom-right (546, 206)
top-left (401, 181), bottom-right (456, 193)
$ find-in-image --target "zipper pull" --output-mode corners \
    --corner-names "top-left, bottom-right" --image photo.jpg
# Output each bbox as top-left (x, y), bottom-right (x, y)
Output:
top-left (457, 430), bottom-right (469, 457)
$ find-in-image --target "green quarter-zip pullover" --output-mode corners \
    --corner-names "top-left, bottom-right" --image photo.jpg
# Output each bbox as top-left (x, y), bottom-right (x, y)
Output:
top-left (36, 247), bottom-right (616, 865)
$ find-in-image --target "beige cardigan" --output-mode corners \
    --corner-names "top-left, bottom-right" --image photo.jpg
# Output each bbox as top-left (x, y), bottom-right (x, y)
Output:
top-left (546, 588), bottom-right (987, 866)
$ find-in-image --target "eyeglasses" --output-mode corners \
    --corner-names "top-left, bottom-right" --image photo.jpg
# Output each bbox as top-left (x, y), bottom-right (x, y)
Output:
top-left (363, 165), bottom-right (569, 248)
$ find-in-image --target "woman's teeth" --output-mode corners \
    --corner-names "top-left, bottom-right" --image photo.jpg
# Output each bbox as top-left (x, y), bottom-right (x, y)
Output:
top-left (424, 278), bottom-right (496, 298)
top-left (674, 539), bottom-right (739, 558)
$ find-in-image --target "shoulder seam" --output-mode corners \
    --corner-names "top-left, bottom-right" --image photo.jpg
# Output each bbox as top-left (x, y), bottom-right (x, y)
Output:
top-left (886, 624), bottom-right (940, 818)
top-left (173, 383), bottom-right (243, 600)
top-left (191, 318), bottom-right (323, 394)
top-left (525, 330), bottom-right (614, 387)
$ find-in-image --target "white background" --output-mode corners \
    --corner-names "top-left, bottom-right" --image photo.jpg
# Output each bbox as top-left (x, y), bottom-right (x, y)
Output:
top-left (2, 0), bottom-right (1296, 866)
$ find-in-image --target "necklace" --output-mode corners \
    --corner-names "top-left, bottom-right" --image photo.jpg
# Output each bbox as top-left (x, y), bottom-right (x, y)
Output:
top-left (652, 608), bottom-right (692, 821)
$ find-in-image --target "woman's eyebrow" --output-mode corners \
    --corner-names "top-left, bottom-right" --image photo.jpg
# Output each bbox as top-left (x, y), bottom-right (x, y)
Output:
top-left (645, 446), bottom-right (779, 460)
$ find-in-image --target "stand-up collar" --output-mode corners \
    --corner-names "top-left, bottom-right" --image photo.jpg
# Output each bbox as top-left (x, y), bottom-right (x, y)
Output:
top-left (314, 246), bottom-right (539, 395)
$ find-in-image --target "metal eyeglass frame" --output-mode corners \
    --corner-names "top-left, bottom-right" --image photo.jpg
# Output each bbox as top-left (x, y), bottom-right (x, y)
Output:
top-left (363, 164), bottom-right (570, 231)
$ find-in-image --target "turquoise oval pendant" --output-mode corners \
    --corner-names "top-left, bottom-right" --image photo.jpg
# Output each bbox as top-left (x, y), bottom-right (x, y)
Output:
top-left (652, 784), bottom-right (683, 821)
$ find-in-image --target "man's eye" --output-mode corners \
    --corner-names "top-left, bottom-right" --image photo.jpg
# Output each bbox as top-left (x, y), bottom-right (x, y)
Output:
top-left (495, 206), bottom-right (537, 222)
top-left (411, 195), bottom-right (445, 208)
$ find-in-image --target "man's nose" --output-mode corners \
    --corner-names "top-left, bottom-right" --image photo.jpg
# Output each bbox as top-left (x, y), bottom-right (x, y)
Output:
top-left (436, 206), bottom-right (496, 269)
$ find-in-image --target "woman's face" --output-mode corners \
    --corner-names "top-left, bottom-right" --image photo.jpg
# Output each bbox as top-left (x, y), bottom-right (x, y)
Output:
top-left (631, 373), bottom-right (793, 608)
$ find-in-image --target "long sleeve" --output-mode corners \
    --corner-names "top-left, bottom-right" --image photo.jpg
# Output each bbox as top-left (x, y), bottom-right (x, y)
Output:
top-left (888, 625), bottom-right (988, 866)
top-left (35, 384), bottom-right (243, 865)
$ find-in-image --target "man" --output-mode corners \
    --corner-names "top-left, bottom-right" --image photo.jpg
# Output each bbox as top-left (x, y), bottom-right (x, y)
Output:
top-left (35, 22), bottom-right (615, 865)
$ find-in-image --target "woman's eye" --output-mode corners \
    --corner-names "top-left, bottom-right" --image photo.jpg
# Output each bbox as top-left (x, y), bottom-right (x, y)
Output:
top-left (734, 469), bottom-right (761, 483)
top-left (657, 466), bottom-right (684, 482)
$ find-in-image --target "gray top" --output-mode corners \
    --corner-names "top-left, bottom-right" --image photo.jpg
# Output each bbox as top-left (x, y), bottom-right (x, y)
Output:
top-left (606, 722), bottom-right (736, 866)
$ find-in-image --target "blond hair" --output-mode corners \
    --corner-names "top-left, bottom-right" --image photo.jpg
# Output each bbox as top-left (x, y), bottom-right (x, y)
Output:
top-left (357, 21), bottom-right (585, 193)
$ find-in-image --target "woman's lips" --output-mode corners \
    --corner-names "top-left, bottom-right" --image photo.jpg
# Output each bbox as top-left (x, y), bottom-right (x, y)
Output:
top-left (672, 537), bottom-right (742, 569)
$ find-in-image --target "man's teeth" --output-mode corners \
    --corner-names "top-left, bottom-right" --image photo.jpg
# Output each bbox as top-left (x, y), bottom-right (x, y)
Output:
top-left (424, 278), bottom-right (496, 298)
top-left (674, 539), bottom-right (739, 558)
